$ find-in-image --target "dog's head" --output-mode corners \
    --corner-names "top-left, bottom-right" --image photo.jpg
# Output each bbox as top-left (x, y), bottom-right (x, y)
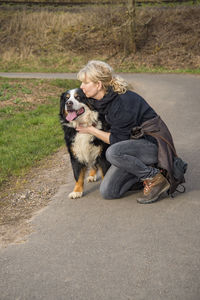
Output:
top-left (59, 88), bottom-right (98, 127)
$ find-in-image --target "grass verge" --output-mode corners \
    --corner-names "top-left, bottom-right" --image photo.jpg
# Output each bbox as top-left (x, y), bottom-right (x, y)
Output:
top-left (0, 54), bottom-right (199, 74)
top-left (0, 78), bottom-right (80, 186)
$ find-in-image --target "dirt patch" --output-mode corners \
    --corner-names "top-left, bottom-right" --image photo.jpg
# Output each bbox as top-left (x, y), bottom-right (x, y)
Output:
top-left (0, 79), bottom-right (63, 110)
top-left (0, 146), bottom-right (69, 248)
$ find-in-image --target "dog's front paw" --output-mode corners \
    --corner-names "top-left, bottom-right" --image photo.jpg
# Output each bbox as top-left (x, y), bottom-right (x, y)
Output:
top-left (87, 175), bottom-right (97, 183)
top-left (68, 191), bottom-right (83, 199)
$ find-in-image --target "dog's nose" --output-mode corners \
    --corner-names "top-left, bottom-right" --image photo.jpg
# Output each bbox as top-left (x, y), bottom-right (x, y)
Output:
top-left (66, 101), bottom-right (73, 108)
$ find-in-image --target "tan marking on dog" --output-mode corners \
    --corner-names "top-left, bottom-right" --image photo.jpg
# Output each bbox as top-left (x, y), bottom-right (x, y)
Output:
top-left (64, 110), bottom-right (68, 118)
top-left (98, 166), bottom-right (105, 180)
top-left (89, 168), bottom-right (97, 177)
top-left (74, 170), bottom-right (85, 193)
top-left (87, 167), bottom-right (97, 182)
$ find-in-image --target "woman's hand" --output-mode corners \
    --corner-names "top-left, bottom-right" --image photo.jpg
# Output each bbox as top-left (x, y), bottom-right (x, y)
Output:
top-left (76, 125), bottom-right (110, 144)
top-left (76, 125), bottom-right (94, 134)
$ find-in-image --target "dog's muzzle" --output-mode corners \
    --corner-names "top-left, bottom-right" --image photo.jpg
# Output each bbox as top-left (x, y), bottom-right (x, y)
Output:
top-left (66, 104), bottom-right (85, 121)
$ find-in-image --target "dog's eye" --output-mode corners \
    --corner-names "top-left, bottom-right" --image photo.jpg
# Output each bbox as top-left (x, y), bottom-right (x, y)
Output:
top-left (76, 95), bottom-right (80, 100)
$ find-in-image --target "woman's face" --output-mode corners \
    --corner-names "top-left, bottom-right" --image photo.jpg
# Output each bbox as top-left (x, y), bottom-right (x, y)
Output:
top-left (80, 76), bottom-right (105, 100)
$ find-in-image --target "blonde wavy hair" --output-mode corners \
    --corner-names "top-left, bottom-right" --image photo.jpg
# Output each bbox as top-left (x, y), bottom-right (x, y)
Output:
top-left (77, 60), bottom-right (129, 94)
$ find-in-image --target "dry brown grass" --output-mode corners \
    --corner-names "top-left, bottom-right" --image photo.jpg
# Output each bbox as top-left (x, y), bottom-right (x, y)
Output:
top-left (1, 9), bottom-right (86, 58)
top-left (137, 7), bottom-right (200, 69)
top-left (0, 5), bottom-right (200, 71)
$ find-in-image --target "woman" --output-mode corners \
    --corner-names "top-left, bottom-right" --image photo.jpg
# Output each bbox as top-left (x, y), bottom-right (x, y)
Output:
top-left (76, 60), bottom-right (176, 204)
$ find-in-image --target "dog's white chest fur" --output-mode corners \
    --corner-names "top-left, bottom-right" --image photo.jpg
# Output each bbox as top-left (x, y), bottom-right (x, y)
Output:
top-left (73, 133), bottom-right (101, 165)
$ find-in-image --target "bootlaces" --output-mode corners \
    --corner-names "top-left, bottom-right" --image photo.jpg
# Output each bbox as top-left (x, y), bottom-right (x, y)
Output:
top-left (143, 180), bottom-right (151, 194)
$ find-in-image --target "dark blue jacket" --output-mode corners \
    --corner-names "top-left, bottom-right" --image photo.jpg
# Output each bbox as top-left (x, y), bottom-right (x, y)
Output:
top-left (91, 89), bottom-right (157, 145)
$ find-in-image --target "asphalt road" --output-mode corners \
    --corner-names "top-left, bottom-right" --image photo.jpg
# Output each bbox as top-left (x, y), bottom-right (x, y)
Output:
top-left (0, 73), bottom-right (200, 300)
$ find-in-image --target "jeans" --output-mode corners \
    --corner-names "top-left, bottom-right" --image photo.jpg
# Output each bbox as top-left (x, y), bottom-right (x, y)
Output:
top-left (100, 139), bottom-right (159, 199)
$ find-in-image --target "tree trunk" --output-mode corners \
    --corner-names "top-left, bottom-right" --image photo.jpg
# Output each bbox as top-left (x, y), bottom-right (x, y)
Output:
top-left (126, 0), bottom-right (136, 54)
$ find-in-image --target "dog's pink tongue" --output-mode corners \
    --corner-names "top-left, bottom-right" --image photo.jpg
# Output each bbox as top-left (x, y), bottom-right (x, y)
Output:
top-left (66, 111), bottom-right (77, 121)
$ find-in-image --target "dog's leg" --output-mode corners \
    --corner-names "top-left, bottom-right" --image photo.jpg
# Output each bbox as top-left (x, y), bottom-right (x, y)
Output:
top-left (87, 167), bottom-right (97, 183)
top-left (99, 166), bottom-right (105, 180)
top-left (69, 168), bottom-right (86, 199)
top-left (98, 159), bottom-right (111, 180)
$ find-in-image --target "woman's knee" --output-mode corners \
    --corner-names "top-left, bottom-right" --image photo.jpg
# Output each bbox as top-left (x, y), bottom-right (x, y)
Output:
top-left (99, 180), bottom-right (119, 200)
top-left (106, 144), bottom-right (120, 164)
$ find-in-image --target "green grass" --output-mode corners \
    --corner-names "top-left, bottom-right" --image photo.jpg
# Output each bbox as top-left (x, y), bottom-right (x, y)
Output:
top-left (0, 54), bottom-right (199, 74)
top-left (0, 78), bottom-right (80, 186)
top-left (0, 82), bottom-right (32, 101)
top-left (0, 102), bottom-right (62, 185)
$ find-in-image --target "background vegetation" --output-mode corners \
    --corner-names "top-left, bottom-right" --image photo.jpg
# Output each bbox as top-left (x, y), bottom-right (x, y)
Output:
top-left (0, 1), bottom-right (199, 73)
top-left (0, 0), bottom-right (180, 3)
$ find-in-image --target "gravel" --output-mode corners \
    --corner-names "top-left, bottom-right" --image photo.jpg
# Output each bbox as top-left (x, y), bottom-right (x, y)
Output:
top-left (0, 146), bottom-right (70, 248)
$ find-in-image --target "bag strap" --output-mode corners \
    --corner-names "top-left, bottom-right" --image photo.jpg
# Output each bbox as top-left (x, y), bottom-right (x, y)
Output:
top-left (145, 132), bottom-right (177, 157)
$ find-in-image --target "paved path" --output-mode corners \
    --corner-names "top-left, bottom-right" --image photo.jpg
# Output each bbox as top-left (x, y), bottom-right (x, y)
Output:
top-left (0, 72), bottom-right (77, 79)
top-left (0, 73), bottom-right (200, 300)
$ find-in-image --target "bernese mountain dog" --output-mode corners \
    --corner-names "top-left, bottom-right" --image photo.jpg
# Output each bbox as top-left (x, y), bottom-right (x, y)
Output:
top-left (59, 88), bottom-right (110, 199)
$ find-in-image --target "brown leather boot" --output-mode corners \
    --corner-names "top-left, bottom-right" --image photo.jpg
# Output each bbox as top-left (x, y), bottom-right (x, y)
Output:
top-left (137, 173), bottom-right (170, 204)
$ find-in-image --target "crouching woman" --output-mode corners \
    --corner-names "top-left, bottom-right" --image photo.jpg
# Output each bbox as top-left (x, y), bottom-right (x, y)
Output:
top-left (76, 60), bottom-right (181, 204)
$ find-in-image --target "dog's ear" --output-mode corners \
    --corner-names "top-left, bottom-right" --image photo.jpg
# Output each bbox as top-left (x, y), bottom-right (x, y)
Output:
top-left (59, 92), bottom-right (66, 118)
top-left (78, 88), bottom-right (86, 98)
top-left (60, 92), bottom-right (65, 101)
top-left (78, 88), bottom-right (96, 111)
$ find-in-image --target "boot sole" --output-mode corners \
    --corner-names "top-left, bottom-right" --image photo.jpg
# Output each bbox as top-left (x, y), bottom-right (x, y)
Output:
top-left (137, 183), bottom-right (170, 204)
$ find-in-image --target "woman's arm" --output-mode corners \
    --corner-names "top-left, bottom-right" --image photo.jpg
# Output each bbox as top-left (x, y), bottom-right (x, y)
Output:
top-left (76, 125), bottom-right (110, 144)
